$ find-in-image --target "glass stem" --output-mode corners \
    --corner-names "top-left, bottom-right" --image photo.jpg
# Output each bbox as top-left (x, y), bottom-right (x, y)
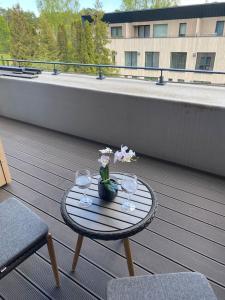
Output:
top-left (127, 193), bottom-right (131, 202)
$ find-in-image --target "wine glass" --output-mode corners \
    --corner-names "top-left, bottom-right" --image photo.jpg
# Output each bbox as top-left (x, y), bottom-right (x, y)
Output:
top-left (121, 174), bottom-right (138, 212)
top-left (75, 170), bottom-right (92, 207)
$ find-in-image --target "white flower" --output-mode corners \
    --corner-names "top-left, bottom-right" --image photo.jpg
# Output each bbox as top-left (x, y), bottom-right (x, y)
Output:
top-left (122, 151), bottom-right (135, 162)
top-left (114, 146), bottom-right (136, 163)
top-left (99, 147), bottom-right (113, 154)
top-left (120, 145), bottom-right (128, 155)
top-left (129, 149), bottom-right (136, 157)
top-left (98, 155), bottom-right (110, 168)
top-left (114, 150), bottom-right (123, 163)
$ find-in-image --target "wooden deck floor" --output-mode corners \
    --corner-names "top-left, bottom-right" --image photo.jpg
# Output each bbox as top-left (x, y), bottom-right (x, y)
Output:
top-left (0, 116), bottom-right (225, 300)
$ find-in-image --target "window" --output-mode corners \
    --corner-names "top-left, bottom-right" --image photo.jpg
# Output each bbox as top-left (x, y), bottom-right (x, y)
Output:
top-left (125, 52), bottom-right (138, 67)
top-left (145, 52), bottom-right (159, 68)
top-left (112, 51), bottom-right (116, 65)
top-left (134, 25), bottom-right (150, 38)
top-left (111, 26), bottom-right (122, 38)
top-left (195, 52), bottom-right (216, 70)
top-left (171, 52), bottom-right (187, 69)
top-left (179, 23), bottom-right (187, 37)
top-left (153, 24), bottom-right (168, 37)
top-left (215, 21), bottom-right (224, 36)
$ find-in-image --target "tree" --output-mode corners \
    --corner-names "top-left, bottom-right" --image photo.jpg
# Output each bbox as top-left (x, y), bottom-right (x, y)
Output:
top-left (8, 5), bottom-right (38, 59)
top-left (57, 24), bottom-right (68, 62)
top-left (91, 0), bottom-right (111, 65)
top-left (151, 0), bottom-right (180, 8)
top-left (37, 0), bottom-right (79, 29)
top-left (36, 15), bottom-right (58, 61)
top-left (36, 0), bottom-right (80, 67)
top-left (120, 0), bottom-right (179, 11)
top-left (70, 0), bottom-right (112, 73)
top-left (0, 15), bottom-right (10, 53)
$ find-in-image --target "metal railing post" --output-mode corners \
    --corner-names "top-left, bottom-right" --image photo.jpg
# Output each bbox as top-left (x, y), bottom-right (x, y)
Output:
top-left (156, 69), bottom-right (165, 85)
top-left (52, 64), bottom-right (60, 75)
top-left (96, 67), bottom-right (105, 80)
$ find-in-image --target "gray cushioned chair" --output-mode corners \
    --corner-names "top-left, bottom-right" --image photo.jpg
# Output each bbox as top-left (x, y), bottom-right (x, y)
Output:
top-left (107, 272), bottom-right (217, 300)
top-left (0, 198), bottom-right (60, 287)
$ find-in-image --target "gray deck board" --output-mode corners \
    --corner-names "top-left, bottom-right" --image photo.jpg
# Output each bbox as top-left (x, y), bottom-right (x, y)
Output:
top-left (0, 117), bottom-right (225, 299)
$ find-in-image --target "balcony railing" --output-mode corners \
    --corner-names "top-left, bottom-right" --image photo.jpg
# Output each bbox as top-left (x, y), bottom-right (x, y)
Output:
top-left (1, 58), bottom-right (225, 85)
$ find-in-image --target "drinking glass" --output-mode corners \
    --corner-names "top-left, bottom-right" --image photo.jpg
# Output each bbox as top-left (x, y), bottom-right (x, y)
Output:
top-left (121, 174), bottom-right (138, 212)
top-left (75, 170), bottom-right (92, 207)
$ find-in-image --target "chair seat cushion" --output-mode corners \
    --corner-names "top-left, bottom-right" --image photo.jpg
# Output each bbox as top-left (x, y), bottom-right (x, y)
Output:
top-left (0, 198), bottom-right (48, 270)
top-left (107, 272), bottom-right (217, 300)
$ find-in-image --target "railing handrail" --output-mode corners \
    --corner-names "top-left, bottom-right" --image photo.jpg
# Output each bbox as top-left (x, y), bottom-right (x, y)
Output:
top-left (1, 58), bottom-right (225, 85)
top-left (1, 58), bottom-right (225, 75)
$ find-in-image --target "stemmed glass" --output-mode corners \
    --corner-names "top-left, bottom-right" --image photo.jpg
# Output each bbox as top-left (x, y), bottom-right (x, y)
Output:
top-left (75, 170), bottom-right (92, 208)
top-left (121, 174), bottom-right (138, 212)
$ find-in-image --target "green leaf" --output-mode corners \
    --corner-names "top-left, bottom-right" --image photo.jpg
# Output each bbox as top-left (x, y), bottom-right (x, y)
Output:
top-left (103, 180), bottom-right (118, 193)
top-left (100, 165), bottom-right (110, 181)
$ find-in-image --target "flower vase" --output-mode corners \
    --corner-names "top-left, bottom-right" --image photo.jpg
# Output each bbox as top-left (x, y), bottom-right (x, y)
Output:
top-left (98, 178), bottom-right (118, 201)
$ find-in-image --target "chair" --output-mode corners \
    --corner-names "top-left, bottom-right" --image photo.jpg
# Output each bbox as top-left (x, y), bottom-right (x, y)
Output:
top-left (0, 198), bottom-right (60, 287)
top-left (107, 272), bottom-right (217, 300)
top-left (0, 140), bottom-right (11, 187)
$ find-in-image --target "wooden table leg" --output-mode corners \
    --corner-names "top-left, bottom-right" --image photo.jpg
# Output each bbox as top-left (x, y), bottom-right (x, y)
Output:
top-left (72, 234), bottom-right (84, 272)
top-left (47, 233), bottom-right (60, 287)
top-left (123, 238), bottom-right (135, 276)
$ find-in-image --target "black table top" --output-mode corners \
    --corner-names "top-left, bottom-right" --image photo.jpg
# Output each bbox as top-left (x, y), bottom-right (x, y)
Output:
top-left (61, 173), bottom-right (157, 240)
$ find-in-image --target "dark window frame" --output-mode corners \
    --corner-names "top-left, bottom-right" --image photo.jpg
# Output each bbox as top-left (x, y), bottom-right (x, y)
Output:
top-left (111, 26), bottom-right (123, 38)
top-left (170, 52), bottom-right (187, 69)
top-left (179, 23), bottom-right (187, 37)
top-left (134, 25), bottom-right (150, 38)
top-left (125, 51), bottom-right (138, 67)
top-left (112, 51), bottom-right (116, 65)
top-left (153, 24), bottom-right (168, 38)
top-left (195, 52), bottom-right (216, 71)
top-left (145, 52), bottom-right (160, 68)
top-left (215, 21), bottom-right (224, 36)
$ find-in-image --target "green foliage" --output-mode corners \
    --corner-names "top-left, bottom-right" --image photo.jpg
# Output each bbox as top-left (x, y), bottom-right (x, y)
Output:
top-left (151, 0), bottom-right (180, 8)
top-left (36, 15), bottom-right (57, 62)
top-left (92, 0), bottom-right (111, 65)
top-left (8, 5), bottom-right (38, 59)
top-left (0, 0), bottom-right (113, 74)
top-left (100, 165), bottom-right (109, 182)
top-left (57, 24), bottom-right (68, 61)
top-left (100, 166), bottom-right (118, 194)
top-left (121, 0), bottom-right (180, 10)
top-left (0, 15), bottom-right (10, 53)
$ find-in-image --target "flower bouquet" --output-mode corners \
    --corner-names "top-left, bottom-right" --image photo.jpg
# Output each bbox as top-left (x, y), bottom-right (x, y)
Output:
top-left (98, 146), bottom-right (136, 201)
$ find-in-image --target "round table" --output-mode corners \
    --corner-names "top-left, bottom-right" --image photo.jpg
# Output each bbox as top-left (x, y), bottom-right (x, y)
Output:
top-left (61, 173), bottom-right (157, 276)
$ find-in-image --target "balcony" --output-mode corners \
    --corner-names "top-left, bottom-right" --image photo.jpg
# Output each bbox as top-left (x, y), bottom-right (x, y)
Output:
top-left (0, 73), bottom-right (225, 299)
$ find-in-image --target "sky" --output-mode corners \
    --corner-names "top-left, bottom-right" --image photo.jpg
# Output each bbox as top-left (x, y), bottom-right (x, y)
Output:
top-left (0, 0), bottom-right (224, 15)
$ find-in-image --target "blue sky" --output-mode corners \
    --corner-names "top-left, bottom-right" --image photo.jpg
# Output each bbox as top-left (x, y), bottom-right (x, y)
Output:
top-left (0, 0), bottom-right (224, 14)
top-left (0, 0), bottom-right (121, 14)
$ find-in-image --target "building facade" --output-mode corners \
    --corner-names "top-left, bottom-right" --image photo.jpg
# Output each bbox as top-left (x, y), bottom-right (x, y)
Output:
top-left (85, 3), bottom-right (225, 84)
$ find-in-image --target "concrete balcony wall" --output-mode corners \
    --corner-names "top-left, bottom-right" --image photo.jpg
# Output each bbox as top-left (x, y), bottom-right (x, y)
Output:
top-left (0, 76), bottom-right (225, 177)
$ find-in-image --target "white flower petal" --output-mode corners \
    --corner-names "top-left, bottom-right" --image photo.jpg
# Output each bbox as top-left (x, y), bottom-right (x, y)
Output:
top-left (98, 155), bottom-right (110, 167)
top-left (99, 147), bottom-right (113, 154)
top-left (114, 150), bottom-right (123, 163)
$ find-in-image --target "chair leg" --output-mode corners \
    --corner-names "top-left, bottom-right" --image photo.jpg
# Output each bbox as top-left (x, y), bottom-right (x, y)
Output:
top-left (123, 238), bottom-right (135, 276)
top-left (47, 233), bottom-right (60, 287)
top-left (72, 234), bottom-right (84, 272)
